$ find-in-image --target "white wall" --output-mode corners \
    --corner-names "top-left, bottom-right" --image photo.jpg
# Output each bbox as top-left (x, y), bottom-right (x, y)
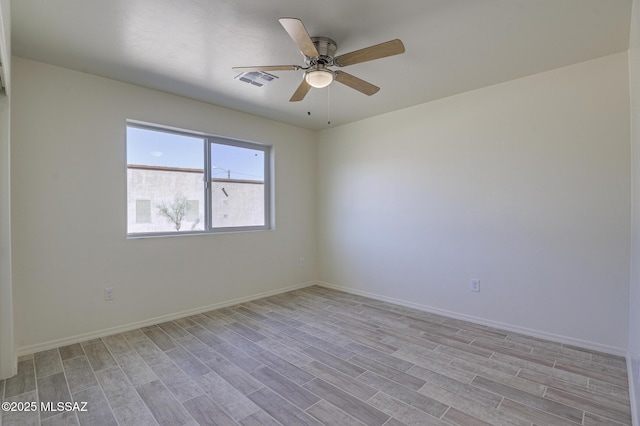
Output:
top-left (11, 57), bottom-right (317, 352)
top-left (628, 0), bottom-right (640, 422)
top-left (0, 0), bottom-right (15, 379)
top-left (318, 53), bottom-right (631, 353)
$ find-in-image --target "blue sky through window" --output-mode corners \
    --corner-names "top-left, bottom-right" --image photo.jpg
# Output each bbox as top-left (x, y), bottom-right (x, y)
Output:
top-left (210, 143), bottom-right (264, 181)
top-left (127, 126), bottom-right (264, 181)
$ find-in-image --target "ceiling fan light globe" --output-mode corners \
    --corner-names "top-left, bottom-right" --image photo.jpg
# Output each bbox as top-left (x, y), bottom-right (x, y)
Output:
top-left (305, 69), bottom-right (334, 88)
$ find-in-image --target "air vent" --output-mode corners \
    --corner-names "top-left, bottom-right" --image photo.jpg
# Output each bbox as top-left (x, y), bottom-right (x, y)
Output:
top-left (235, 71), bottom-right (279, 87)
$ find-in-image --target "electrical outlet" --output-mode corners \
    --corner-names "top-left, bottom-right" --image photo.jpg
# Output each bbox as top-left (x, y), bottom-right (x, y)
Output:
top-left (104, 287), bottom-right (114, 301)
top-left (299, 257), bottom-right (305, 267)
top-left (470, 279), bottom-right (480, 292)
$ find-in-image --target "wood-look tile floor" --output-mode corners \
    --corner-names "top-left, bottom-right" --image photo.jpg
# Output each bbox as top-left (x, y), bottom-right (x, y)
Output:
top-left (0, 286), bottom-right (632, 426)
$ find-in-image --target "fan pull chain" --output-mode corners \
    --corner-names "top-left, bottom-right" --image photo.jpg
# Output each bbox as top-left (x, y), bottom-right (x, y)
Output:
top-left (327, 85), bottom-right (331, 126)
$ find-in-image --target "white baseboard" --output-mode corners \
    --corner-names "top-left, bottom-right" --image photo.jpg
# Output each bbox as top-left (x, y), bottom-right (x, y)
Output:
top-left (317, 281), bottom-right (627, 357)
top-left (16, 281), bottom-right (317, 357)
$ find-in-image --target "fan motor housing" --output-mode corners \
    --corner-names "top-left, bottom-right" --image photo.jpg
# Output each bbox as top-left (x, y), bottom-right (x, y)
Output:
top-left (305, 37), bottom-right (337, 66)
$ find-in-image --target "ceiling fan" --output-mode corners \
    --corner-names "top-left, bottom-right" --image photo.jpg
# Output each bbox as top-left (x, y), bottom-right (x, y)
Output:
top-left (233, 18), bottom-right (405, 102)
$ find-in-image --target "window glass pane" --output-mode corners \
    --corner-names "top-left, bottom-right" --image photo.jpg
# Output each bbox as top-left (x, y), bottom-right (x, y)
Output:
top-left (210, 143), bottom-right (265, 228)
top-left (127, 127), bottom-right (205, 234)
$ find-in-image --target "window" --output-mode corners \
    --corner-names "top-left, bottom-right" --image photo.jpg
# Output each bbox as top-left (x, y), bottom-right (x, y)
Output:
top-left (211, 143), bottom-right (266, 228)
top-left (135, 200), bottom-right (151, 223)
top-left (126, 123), bottom-right (270, 236)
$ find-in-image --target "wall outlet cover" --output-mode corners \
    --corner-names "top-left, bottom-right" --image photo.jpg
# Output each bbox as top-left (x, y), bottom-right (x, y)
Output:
top-left (104, 287), bottom-right (114, 301)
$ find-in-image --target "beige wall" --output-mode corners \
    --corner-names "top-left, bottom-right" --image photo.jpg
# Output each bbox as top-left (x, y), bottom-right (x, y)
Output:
top-left (628, 0), bottom-right (640, 422)
top-left (318, 53), bottom-right (631, 353)
top-left (11, 57), bottom-right (317, 352)
top-left (0, 0), bottom-right (14, 379)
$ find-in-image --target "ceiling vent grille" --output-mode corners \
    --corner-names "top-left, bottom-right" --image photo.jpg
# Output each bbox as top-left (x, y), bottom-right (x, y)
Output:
top-left (234, 71), bottom-right (278, 87)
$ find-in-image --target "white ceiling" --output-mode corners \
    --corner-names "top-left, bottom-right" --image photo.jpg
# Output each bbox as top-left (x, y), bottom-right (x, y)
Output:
top-left (12, 0), bottom-right (632, 130)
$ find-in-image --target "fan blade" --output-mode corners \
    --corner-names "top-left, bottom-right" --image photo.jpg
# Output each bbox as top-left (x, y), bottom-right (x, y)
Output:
top-left (290, 79), bottom-right (312, 102)
top-left (334, 39), bottom-right (405, 67)
top-left (233, 65), bottom-right (300, 72)
top-left (279, 18), bottom-right (319, 58)
top-left (334, 71), bottom-right (380, 96)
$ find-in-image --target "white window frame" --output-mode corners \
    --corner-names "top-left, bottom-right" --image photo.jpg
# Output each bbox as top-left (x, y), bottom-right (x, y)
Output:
top-left (126, 122), bottom-right (271, 237)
